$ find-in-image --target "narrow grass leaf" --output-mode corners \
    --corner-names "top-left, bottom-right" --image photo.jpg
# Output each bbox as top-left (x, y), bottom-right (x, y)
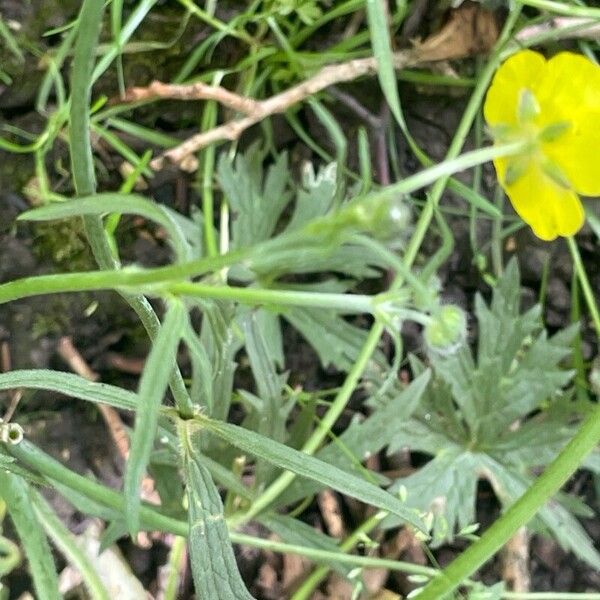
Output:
top-left (366, 0), bottom-right (403, 125)
top-left (0, 472), bottom-right (60, 600)
top-left (199, 417), bottom-right (425, 530)
top-left (182, 426), bottom-right (255, 600)
top-left (124, 300), bottom-right (186, 534)
top-left (32, 491), bottom-right (111, 600)
top-left (0, 369), bottom-right (139, 411)
top-left (19, 193), bottom-right (192, 262)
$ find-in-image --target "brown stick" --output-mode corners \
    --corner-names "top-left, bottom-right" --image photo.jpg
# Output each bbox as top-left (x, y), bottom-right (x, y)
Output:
top-left (516, 17), bottom-right (600, 42)
top-left (502, 527), bottom-right (531, 593)
top-left (57, 337), bottom-right (131, 461)
top-left (120, 80), bottom-right (260, 115)
top-left (148, 52), bottom-right (421, 171)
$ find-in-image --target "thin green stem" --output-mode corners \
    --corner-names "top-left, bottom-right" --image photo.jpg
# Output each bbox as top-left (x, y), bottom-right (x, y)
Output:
top-left (519, 0), bottom-right (600, 18)
top-left (2, 141), bottom-right (525, 308)
top-left (415, 398), bottom-right (600, 599)
top-left (70, 0), bottom-right (196, 418)
top-left (367, 140), bottom-right (527, 207)
top-left (0, 250), bottom-right (249, 306)
top-left (161, 536), bottom-right (187, 600)
top-left (167, 282), bottom-right (374, 313)
top-left (568, 237), bottom-right (600, 336)
top-left (504, 594), bottom-right (600, 600)
top-left (199, 74), bottom-right (221, 259)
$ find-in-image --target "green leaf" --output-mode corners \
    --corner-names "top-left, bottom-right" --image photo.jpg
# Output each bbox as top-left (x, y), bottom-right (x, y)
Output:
top-left (124, 300), bottom-right (186, 534)
top-left (240, 312), bottom-right (290, 486)
top-left (284, 307), bottom-right (382, 371)
top-left (386, 260), bottom-right (597, 566)
top-left (386, 447), bottom-right (480, 543)
top-left (0, 472), bottom-right (60, 600)
top-left (181, 425), bottom-right (255, 600)
top-left (19, 193), bottom-right (194, 262)
top-left (248, 309), bottom-right (284, 369)
top-left (32, 491), bottom-right (111, 600)
top-left (217, 147), bottom-right (291, 248)
top-left (284, 162), bottom-right (337, 232)
top-left (0, 369), bottom-right (139, 411)
top-left (197, 300), bottom-right (240, 422)
top-left (366, 0), bottom-right (403, 125)
top-left (183, 327), bottom-right (214, 413)
top-left (279, 370), bottom-right (431, 507)
top-left (198, 416), bottom-right (425, 530)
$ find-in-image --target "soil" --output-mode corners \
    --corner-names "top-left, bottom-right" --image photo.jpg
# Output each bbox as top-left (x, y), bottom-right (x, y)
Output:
top-left (0, 1), bottom-right (599, 599)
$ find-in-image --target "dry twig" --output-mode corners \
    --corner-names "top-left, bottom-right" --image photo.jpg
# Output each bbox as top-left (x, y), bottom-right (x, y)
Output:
top-left (147, 52), bottom-right (420, 171)
top-left (502, 527), bottom-right (531, 593)
top-left (56, 337), bottom-right (160, 508)
top-left (0, 340), bottom-right (22, 422)
top-left (516, 17), bottom-right (600, 42)
top-left (116, 3), bottom-right (502, 171)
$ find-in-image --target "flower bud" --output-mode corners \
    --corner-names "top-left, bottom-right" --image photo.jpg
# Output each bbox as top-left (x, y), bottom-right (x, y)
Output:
top-left (424, 305), bottom-right (467, 355)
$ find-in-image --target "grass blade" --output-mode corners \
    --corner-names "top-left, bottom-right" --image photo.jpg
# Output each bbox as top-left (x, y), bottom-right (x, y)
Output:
top-left (124, 300), bottom-right (186, 534)
top-left (181, 422), bottom-right (255, 600)
top-left (0, 472), bottom-right (60, 600)
top-left (32, 491), bottom-right (110, 600)
top-left (0, 369), bottom-right (138, 411)
top-left (366, 0), bottom-right (403, 125)
top-left (19, 193), bottom-right (192, 262)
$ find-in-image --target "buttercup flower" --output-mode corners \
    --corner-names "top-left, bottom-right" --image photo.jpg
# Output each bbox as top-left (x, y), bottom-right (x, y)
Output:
top-left (484, 50), bottom-right (600, 240)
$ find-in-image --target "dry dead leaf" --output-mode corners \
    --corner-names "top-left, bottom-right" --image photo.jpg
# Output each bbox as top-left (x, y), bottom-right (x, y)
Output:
top-left (413, 3), bottom-right (499, 62)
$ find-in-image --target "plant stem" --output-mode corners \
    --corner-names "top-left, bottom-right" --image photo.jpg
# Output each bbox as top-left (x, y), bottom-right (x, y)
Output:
top-left (166, 282), bottom-right (374, 313)
top-left (70, 0), bottom-right (196, 418)
top-left (567, 237), bottom-right (600, 336)
top-left (0, 249), bottom-right (249, 305)
top-left (32, 491), bottom-right (110, 600)
top-left (415, 398), bottom-right (600, 598)
top-left (161, 536), bottom-right (187, 600)
top-left (519, 0), bottom-right (600, 18)
top-left (2, 141), bottom-right (524, 307)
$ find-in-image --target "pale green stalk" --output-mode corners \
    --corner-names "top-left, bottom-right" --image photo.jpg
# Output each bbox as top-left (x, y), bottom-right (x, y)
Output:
top-left (70, 0), bottom-right (195, 417)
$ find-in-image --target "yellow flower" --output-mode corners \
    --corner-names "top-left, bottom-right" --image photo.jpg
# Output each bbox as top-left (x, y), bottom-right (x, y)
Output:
top-left (484, 50), bottom-right (600, 241)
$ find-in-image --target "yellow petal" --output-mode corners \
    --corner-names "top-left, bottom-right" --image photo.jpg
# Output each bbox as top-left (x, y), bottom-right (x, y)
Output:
top-left (536, 52), bottom-right (600, 122)
top-left (542, 109), bottom-right (600, 197)
top-left (483, 50), bottom-right (546, 128)
top-left (536, 52), bottom-right (600, 196)
top-left (495, 158), bottom-right (585, 241)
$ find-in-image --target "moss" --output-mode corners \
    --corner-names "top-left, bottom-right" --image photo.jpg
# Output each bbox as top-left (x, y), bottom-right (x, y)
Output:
top-left (31, 220), bottom-right (94, 272)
